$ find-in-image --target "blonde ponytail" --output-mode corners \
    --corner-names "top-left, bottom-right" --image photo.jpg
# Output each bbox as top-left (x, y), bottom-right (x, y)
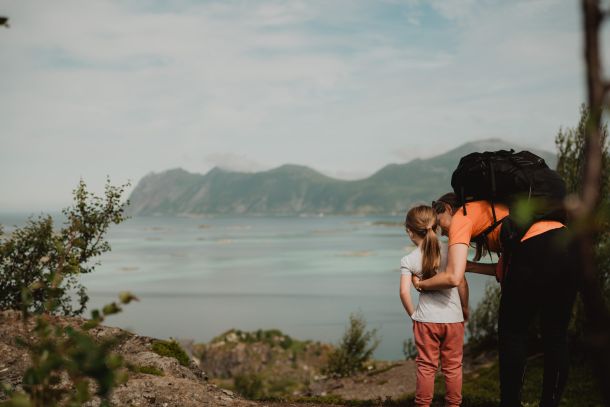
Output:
top-left (421, 227), bottom-right (441, 279)
top-left (405, 205), bottom-right (441, 280)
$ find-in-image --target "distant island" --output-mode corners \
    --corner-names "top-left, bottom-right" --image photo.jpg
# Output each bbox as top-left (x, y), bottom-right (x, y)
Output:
top-left (126, 139), bottom-right (556, 216)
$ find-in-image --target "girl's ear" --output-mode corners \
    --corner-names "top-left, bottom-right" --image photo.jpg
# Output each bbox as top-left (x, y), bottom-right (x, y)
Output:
top-left (407, 228), bottom-right (415, 239)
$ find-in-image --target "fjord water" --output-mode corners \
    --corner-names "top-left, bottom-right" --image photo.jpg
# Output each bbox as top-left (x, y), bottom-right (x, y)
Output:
top-left (1, 214), bottom-right (493, 360)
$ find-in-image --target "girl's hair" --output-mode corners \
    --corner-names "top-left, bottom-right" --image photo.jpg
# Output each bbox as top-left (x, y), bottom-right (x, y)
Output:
top-left (405, 205), bottom-right (441, 280)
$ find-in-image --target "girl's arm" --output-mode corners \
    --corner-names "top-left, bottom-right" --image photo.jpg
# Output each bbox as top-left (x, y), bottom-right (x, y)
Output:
top-left (415, 243), bottom-right (469, 290)
top-left (399, 273), bottom-right (416, 318)
top-left (466, 261), bottom-right (497, 276)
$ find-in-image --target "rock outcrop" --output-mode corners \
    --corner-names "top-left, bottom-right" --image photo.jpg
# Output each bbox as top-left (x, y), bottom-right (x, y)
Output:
top-left (0, 311), bottom-right (258, 407)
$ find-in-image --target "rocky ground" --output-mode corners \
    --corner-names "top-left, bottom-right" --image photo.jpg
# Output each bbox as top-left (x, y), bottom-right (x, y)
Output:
top-left (0, 310), bottom-right (253, 406)
top-left (0, 311), bottom-right (361, 406)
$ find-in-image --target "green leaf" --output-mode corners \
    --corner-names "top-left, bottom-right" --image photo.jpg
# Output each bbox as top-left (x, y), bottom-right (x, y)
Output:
top-left (118, 291), bottom-right (139, 305)
top-left (90, 309), bottom-right (101, 321)
top-left (102, 302), bottom-right (121, 316)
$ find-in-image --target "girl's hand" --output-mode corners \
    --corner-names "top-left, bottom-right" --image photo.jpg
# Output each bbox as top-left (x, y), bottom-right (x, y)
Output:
top-left (412, 275), bottom-right (422, 292)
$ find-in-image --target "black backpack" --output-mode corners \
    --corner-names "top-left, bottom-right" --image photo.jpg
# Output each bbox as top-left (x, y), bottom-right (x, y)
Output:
top-left (451, 149), bottom-right (567, 253)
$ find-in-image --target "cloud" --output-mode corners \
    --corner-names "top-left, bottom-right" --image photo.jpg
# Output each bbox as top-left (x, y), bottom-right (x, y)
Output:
top-left (0, 0), bottom-right (599, 210)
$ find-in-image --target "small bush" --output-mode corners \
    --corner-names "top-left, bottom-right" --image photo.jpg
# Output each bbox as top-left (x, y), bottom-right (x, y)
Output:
top-left (0, 181), bottom-right (133, 407)
top-left (151, 340), bottom-right (190, 367)
top-left (0, 179), bottom-right (129, 316)
top-left (467, 281), bottom-right (501, 349)
top-left (323, 312), bottom-right (380, 377)
top-left (402, 338), bottom-right (417, 360)
top-left (234, 373), bottom-right (265, 399)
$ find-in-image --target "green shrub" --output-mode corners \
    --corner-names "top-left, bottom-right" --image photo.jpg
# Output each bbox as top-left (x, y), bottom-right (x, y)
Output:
top-left (0, 181), bottom-right (133, 407)
top-left (151, 340), bottom-right (190, 367)
top-left (1, 292), bottom-right (138, 407)
top-left (556, 104), bottom-right (610, 348)
top-left (402, 338), bottom-right (417, 360)
top-left (467, 281), bottom-right (501, 349)
top-left (233, 373), bottom-right (265, 399)
top-left (323, 312), bottom-right (380, 377)
top-left (279, 335), bottom-right (293, 350)
top-left (0, 179), bottom-right (129, 316)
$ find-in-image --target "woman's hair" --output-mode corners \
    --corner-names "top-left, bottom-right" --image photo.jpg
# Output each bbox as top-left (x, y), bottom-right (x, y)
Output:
top-left (431, 191), bottom-right (488, 261)
top-left (405, 205), bottom-right (441, 280)
top-left (431, 192), bottom-right (461, 215)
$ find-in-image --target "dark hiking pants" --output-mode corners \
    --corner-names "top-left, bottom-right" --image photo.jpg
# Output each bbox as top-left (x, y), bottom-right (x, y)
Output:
top-left (498, 227), bottom-right (577, 407)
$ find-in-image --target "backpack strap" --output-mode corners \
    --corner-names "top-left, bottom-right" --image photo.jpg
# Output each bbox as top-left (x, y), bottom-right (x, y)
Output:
top-left (471, 215), bottom-right (506, 254)
top-left (460, 186), bottom-right (467, 216)
top-left (489, 159), bottom-right (498, 223)
top-left (473, 218), bottom-right (503, 243)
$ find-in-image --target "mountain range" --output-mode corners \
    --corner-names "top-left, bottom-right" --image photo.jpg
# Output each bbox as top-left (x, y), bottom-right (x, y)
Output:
top-left (126, 139), bottom-right (556, 216)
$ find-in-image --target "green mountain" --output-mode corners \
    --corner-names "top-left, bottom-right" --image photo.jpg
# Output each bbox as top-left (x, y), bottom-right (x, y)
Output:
top-left (126, 139), bottom-right (557, 216)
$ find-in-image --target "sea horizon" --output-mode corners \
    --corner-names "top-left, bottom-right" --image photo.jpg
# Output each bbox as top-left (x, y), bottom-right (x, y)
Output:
top-left (0, 212), bottom-right (495, 360)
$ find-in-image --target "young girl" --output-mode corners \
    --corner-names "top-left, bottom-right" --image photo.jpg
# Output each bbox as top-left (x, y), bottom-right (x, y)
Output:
top-left (399, 205), bottom-right (469, 407)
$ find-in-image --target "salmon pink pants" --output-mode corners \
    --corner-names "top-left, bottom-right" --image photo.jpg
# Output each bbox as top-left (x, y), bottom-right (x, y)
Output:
top-left (413, 321), bottom-right (464, 407)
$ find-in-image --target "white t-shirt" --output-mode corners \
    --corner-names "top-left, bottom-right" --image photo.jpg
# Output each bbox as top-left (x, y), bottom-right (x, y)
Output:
top-left (400, 242), bottom-right (464, 323)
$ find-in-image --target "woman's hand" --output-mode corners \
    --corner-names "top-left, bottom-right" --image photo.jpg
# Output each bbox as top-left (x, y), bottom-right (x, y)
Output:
top-left (466, 261), bottom-right (497, 276)
top-left (412, 275), bottom-right (422, 292)
top-left (419, 244), bottom-right (468, 290)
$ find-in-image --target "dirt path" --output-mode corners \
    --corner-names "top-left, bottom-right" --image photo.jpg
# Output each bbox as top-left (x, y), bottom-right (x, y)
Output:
top-left (309, 360), bottom-right (417, 401)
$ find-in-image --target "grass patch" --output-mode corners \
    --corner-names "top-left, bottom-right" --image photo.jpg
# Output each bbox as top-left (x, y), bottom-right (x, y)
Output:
top-left (135, 365), bottom-right (164, 376)
top-left (232, 372), bottom-right (303, 400)
top-left (126, 363), bottom-right (165, 376)
top-left (151, 340), bottom-right (190, 367)
top-left (433, 354), bottom-right (603, 406)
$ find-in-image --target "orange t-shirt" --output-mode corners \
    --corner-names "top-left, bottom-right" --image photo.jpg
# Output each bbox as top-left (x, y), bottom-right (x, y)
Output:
top-left (447, 201), bottom-right (564, 252)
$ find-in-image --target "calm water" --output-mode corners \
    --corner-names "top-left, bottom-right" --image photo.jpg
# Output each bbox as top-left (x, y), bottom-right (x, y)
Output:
top-left (0, 213), bottom-right (495, 360)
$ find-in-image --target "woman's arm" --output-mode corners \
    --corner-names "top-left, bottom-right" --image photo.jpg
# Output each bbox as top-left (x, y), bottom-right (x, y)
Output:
top-left (466, 261), bottom-right (497, 276)
top-left (399, 274), bottom-right (416, 317)
top-left (415, 243), bottom-right (469, 290)
top-left (457, 276), bottom-right (469, 321)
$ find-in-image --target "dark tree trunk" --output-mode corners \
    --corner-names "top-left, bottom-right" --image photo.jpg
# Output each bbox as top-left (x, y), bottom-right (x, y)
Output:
top-left (578, 0), bottom-right (610, 403)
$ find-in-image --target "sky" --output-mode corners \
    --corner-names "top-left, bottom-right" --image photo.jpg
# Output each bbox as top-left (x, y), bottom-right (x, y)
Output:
top-left (0, 0), bottom-right (607, 211)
